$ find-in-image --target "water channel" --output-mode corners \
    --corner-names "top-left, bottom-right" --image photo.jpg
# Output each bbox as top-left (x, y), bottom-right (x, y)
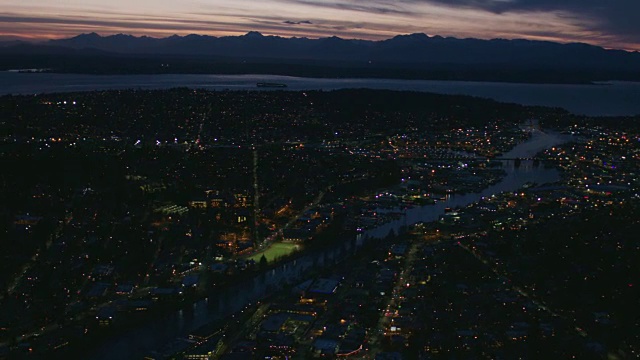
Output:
top-left (90, 129), bottom-right (572, 359)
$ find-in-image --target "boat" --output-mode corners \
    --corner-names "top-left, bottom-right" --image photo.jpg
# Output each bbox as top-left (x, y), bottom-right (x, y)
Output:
top-left (256, 82), bottom-right (287, 88)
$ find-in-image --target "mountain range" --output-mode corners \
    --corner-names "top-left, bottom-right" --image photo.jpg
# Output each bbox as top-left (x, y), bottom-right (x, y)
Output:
top-left (1, 32), bottom-right (639, 83)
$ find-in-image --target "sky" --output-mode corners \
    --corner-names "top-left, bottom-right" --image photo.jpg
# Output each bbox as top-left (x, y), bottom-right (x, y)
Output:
top-left (0, 0), bottom-right (639, 51)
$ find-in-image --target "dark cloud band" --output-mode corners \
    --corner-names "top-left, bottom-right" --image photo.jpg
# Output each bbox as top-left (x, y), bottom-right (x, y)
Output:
top-left (416, 0), bottom-right (640, 43)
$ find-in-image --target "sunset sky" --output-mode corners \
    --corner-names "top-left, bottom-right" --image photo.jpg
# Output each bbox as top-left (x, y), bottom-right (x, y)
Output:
top-left (1, 0), bottom-right (639, 51)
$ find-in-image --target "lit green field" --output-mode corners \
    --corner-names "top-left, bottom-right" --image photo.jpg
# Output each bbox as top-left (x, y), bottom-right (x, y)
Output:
top-left (248, 242), bottom-right (299, 263)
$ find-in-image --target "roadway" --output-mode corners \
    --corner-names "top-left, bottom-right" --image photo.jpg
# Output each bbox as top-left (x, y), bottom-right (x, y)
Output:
top-left (455, 241), bottom-right (591, 339)
top-left (364, 241), bottom-right (419, 359)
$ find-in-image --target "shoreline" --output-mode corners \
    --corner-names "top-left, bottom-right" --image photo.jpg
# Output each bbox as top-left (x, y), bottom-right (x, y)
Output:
top-left (2, 73), bottom-right (639, 117)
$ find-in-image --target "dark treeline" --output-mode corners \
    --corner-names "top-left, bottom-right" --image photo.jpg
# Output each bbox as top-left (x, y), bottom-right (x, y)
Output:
top-left (0, 88), bottom-right (567, 143)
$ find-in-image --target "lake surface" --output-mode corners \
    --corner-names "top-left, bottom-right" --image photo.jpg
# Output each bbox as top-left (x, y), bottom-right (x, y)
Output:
top-left (89, 130), bottom-right (570, 359)
top-left (2, 72), bottom-right (639, 116)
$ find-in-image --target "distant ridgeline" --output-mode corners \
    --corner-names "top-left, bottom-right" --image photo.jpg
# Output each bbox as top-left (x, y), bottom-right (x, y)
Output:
top-left (1, 32), bottom-right (640, 83)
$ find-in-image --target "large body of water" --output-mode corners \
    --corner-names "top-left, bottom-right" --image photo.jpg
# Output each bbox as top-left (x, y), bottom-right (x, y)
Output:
top-left (89, 130), bottom-right (570, 359)
top-left (2, 72), bottom-right (640, 116)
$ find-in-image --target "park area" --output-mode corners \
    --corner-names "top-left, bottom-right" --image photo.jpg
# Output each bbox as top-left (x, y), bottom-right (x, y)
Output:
top-left (247, 242), bottom-right (300, 263)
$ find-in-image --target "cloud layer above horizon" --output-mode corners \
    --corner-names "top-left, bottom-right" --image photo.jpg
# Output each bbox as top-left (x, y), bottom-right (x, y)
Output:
top-left (0, 0), bottom-right (638, 50)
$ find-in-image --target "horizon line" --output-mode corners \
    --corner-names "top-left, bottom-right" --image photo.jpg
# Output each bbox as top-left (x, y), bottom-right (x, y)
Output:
top-left (3, 31), bottom-right (638, 53)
